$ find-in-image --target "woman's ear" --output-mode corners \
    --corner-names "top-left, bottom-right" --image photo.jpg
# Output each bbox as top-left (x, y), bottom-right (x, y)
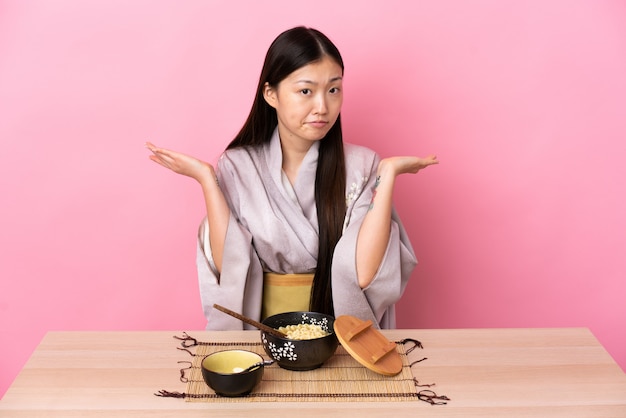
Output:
top-left (263, 82), bottom-right (277, 109)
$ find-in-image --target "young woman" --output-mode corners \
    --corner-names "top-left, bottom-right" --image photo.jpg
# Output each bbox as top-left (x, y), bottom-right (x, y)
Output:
top-left (146, 26), bottom-right (438, 330)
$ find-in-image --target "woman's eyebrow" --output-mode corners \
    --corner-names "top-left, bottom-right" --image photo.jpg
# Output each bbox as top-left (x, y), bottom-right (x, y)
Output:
top-left (294, 76), bottom-right (343, 85)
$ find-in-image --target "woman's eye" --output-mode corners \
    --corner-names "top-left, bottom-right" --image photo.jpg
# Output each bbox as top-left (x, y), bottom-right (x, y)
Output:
top-left (329, 87), bottom-right (340, 94)
top-left (300, 89), bottom-right (311, 95)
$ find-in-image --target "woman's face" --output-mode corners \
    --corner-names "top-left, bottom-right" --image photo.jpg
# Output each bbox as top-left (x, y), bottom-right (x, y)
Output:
top-left (264, 56), bottom-right (343, 150)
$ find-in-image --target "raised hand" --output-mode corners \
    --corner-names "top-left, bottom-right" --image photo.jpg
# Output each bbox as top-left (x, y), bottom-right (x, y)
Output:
top-left (356, 154), bottom-right (438, 288)
top-left (145, 142), bottom-right (216, 185)
top-left (377, 155), bottom-right (439, 177)
top-left (146, 141), bottom-right (229, 272)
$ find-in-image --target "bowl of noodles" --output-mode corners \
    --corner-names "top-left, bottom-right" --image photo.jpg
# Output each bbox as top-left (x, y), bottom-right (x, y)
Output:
top-left (260, 311), bottom-right (338, 371)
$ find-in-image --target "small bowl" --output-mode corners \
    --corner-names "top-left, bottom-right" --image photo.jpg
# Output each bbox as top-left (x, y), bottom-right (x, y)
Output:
top-left (261, 311), bottom-right (338, 371)
top-left (201, 350), bottom-right (265, 397)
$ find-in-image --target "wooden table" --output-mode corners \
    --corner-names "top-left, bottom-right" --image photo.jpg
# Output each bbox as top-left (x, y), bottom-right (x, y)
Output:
top-left (1, 328), bottom-right (625, 417)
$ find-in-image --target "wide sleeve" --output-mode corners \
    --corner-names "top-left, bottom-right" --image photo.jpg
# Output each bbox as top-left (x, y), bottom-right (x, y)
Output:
top-left (331, 150), bottom-right (417, 329)
top-left (195, 153), bottom-right (264, 330)
top-left (196, 216), bottom-right (264, 330)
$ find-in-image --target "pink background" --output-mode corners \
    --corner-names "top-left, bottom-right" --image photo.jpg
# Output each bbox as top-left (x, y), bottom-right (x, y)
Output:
top-left (1, 0), bottom-right (625, 397)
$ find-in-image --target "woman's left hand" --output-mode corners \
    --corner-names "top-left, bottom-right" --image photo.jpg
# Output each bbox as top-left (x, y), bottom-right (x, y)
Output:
top-left (378, 155), bottom-right (439, 176)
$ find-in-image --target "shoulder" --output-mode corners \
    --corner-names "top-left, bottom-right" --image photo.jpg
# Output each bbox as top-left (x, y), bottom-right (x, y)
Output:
top-left (219, 145), bottom-right (264, 168)
top-left (344, 142), bottom-right (380, 169)
top-left (216, 146), bottom-right (267, 184)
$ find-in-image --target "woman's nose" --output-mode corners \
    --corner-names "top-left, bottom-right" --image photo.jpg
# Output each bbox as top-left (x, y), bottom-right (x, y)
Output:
top-left (314, 94), bottom-right (328, 114)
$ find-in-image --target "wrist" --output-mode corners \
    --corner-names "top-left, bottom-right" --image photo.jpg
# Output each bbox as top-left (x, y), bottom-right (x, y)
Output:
top-left (198, 166), bottom-right (219, 188)
top-left (376, 159), bottom-right (397, 179)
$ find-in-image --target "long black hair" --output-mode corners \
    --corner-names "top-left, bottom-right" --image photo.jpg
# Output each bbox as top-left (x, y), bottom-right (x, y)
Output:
top-left (226, 27), bottom-right (346, 315)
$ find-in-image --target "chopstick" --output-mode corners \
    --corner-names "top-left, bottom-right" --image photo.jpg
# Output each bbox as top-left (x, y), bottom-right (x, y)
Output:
top-left (212, 304), bottom-right (287, 338)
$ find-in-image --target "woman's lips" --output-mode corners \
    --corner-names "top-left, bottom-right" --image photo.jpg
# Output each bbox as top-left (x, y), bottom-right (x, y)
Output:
top-left (307, 120), bottom-right (328, 128)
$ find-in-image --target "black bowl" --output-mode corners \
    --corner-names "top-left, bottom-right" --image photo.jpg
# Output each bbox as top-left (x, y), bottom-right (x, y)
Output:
top-left (201, 350), bottom-right (265, 397)
top-left (260, 311), bottom-right (338, 371)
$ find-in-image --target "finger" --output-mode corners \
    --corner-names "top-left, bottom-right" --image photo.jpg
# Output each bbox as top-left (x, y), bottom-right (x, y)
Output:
top-left (148, 158), bottom-right (166, 170)
top-left (145, 141), bottom-right (176, 157)
top-left (145, 142), bottom-right (161, 154)
top-left (156, 155), bottom-right (179, 170)
top-left (154, 148), bottom-right (181, 161)
top-left (148, 154), bottom-right (171, 168)
top-left (149, 148), bottom-right (175, 163)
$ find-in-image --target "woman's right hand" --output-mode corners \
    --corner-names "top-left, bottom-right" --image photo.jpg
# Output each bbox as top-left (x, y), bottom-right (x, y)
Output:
top-left (147, 141), bottom-right (229, 272)
top-left (145, 142), bottom-right (216, 185)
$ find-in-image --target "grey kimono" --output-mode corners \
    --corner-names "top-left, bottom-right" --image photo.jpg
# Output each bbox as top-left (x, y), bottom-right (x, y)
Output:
top-left (197, 129), bottom-right (417, 330)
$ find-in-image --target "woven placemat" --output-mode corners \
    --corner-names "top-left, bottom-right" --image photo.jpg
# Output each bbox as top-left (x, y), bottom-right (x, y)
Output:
top-left (168, 336), bottom-right (428, 403)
